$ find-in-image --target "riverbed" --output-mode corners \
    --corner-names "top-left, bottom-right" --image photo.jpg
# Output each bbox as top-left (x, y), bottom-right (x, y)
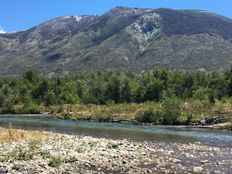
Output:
top-left (0, 115), bottom-right (232, 173)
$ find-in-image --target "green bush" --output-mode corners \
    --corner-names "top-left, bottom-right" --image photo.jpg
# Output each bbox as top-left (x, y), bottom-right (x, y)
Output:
top-left (48, 156), bottom-right (63, 167)
top-left (8, 149), bottom-right (34, 161)
top-left (193, 87), bottom-right (209, 101)
top-left (1, 102), bottom-right (15, 114)
top-left (107, 142), bottom-right (119, 149)
top-left (135, 108), bottom-right (162, 123)
top-left (20, 105), bottom-right (40, 114)
top-left (162, 98), bottom-right (181, 125)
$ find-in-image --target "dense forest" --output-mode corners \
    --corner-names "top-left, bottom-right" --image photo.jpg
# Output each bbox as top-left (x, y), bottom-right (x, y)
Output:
top-left (0, 68), bottom-right (232, 111)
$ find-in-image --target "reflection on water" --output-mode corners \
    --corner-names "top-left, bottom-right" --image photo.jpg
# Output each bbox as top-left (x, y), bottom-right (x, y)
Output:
top-left (0, 115), bottom-right (231, 147)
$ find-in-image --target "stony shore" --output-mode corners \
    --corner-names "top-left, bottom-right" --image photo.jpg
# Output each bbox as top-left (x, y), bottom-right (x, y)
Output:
top-left (0, 128), bottom-right (232, 174)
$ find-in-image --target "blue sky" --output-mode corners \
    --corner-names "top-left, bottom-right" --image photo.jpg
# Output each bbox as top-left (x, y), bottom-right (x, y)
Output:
top-left (0, 0), bottom-right (231, 33)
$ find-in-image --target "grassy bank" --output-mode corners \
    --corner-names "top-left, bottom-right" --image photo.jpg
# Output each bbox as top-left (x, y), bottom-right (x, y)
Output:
top-left (5, 99), bottom-right (231, 128)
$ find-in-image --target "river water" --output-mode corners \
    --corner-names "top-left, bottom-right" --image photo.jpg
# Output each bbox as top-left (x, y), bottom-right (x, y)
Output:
top-left (0, 115), bottom-right (232, 148)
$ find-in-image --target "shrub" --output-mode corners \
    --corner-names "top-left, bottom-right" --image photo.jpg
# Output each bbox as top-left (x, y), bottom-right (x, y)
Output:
top-left (64, 156), bottom-right (78, 163)
top-left (28, 139), bottom-right (41, 150)
top-left (8, 149), bottom-right (34, 161)
top-left (48, 156), bottom-right (63, 167)
top-left (107, 142), bottom-right (119, 149)
top-left (193, 87), bottom-right (209, 101)
top-left (162, 98), bottom-right (181, 125)
top-left (20, 104), bottom-right (40, 114)
top-left (135, 108), bottom-right (162, 123)
top-left (1, 102), bottom-right (15, 114)
top-left (186, 114), bottom-right (193, 125)
top-left (40, 151), bottom-right (51, 159)
top-left (57, 105), bottom-right (64, 113)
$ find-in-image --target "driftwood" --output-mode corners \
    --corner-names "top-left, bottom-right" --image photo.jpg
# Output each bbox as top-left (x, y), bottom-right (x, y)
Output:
top-left (200, 116), bottom-right (224, 125)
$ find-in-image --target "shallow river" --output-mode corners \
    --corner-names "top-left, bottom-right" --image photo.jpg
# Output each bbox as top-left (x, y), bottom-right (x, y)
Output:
top-left (0, 115), bottom-right (232, 148)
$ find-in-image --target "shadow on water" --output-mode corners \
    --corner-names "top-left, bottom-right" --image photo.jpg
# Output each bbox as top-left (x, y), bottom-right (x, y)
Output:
top-left (0, 115), bottom-right (231, 147)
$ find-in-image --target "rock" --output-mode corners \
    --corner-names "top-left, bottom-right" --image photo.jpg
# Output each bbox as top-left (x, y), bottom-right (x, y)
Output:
top-left (202, 116), bottom-right (223, 125)
top-left (0, 128), bottom-right (232, 174)
top-left (200, 160), bottom-right (209, 164)
top-left (173, 158), bottom-right (181, 163)
top-left (193, 166), bottom-right (203, 173)
top-left (141, 152), bottom-right (146, 156)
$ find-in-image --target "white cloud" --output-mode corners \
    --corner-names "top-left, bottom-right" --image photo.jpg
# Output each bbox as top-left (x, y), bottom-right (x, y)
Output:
top-left (0, 27), bottom-right (6, 34)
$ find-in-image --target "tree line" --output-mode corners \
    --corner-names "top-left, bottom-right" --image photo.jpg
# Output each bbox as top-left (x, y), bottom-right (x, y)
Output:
top-left (1, 68), bottom-right (232, 113)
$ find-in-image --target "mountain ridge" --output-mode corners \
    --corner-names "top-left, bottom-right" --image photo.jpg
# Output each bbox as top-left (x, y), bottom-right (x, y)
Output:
top-left (1, 7), bottom-right (232, 76)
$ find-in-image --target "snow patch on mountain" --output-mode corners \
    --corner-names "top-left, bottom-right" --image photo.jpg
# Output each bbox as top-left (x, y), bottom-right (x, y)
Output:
top-left (62, 16), bottom-right (83, 22)
top-left (74, 16), bottom-right (83, 22)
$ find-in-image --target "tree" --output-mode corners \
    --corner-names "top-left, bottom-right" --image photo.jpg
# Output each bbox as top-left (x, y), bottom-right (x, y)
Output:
top-left (121, 80), bottom-right (132, 103)
top-left (193, 87), bottom-right (209, 101)
top-left (0, 93), bottom-right (6, 107)
top-left (23, 70), bottom-right (39, 83)
top-left (33, 79), bottom-right (49, 103)
top-left (85, 81), bottom-right (104, 104)
top-left (143, 79), bottom-right (163, 102)
top-left (104, 76), bottom-right (120, 104)
top-left (209, 71), bottom-right (227, 100)
top-left (76, 80), bottom-right (83, 98)
top-left (227, 76), bottom-right (232, 97)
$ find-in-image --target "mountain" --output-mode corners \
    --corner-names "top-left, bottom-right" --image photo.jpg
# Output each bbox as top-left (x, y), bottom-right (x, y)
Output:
top-left (1, 7), bottom-right (232, 76)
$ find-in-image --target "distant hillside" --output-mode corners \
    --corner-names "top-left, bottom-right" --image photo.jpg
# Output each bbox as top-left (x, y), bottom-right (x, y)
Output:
top-left (1, 7), bottom-right (232, 76)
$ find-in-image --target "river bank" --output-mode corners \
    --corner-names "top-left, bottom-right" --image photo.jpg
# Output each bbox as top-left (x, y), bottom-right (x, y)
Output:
top-left (0, 128), bottom-right (232, 174)
top-left (1, 113), bottom-right (231, 132)
top-left (1, 117), bottom-right (231, 133)
top-left (12, 101), bottom-right (231, 128)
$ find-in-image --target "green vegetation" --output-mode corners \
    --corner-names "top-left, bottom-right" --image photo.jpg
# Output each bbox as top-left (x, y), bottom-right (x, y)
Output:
top-left (7, 148), bottom-right (34, 161)
top-left (107, 142), bottom-right (119, 149)
top-left (1, 69), bottom-right (232, 125)
top-left (135, 108), bottom-right (162, 124)
top-left (48, 156), bottom-right (63, 167)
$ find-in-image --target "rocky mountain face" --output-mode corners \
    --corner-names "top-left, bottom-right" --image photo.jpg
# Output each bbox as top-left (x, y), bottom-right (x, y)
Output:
top-left (1, 7), bottom-right (232, 76)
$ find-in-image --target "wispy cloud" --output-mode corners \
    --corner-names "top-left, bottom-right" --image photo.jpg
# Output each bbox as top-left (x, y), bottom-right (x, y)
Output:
top-left (0, 27), bottom-right (6, 34)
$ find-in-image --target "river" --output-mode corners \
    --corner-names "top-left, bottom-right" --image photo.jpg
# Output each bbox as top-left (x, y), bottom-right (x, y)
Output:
top-left (0, 115), bottom-right (231, 148)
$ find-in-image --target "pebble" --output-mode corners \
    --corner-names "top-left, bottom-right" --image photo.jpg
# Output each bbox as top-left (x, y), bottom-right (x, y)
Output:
top-left (193, 166), bottom-right (204, 173)
top-left (0, 128), bottom-right (231, 174)
top-left (200, 160), bottom-right (209, 164)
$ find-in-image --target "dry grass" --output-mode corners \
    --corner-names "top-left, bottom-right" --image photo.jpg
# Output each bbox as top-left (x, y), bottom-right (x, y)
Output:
top-left (0, 128), bottom-right (48, 143)
top-left (51, 102), bottom-right (161, 121)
